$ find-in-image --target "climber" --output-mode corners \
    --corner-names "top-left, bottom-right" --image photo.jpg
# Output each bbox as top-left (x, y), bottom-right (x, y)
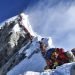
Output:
top-left (45, 48), bottom-right (55, 60)
top-left (53, 48), bottom-right (69, 65)
top-left (44, 48), bottom-right (57, 69)
top-left (40, 38), bottom-right (49, 57)
top-left (65, 48), bottom-right (75, 62)
top-left (71, 48), bottom-right (75, 56)
top-left (44, 48), bottom-right (70, 69)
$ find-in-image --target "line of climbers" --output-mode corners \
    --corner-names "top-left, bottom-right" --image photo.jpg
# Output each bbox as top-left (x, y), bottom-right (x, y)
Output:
top-left (22, 34), bottom-right (75, 70)
top-left (17, 14), bottom-right (75, 70)
top-left (40, 39), bottom-right (75, 70)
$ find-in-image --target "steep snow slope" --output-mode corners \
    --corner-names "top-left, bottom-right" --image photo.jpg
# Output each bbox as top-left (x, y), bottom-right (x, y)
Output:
top-left (23, 62), bottom-right (75, 75)
top-left (7, 52), bottom-right (46, 75)
top-left (8, 61), bottom-right (75, 75)
top-left (41, 62), bottom-right (75, 75)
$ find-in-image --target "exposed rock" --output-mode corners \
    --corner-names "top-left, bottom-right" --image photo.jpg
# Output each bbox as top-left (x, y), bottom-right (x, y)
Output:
top-left (0, 14), bottom-right (32, 75)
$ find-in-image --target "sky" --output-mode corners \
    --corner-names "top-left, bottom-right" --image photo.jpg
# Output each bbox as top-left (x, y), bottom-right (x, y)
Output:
top-left (0, 0), bottom-right (75, 50)
top-left (0, 0), bottom-right (39, 23)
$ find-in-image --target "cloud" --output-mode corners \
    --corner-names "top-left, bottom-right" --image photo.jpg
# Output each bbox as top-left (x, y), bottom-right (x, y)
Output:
top-left (25, 0), bottom-right (75, 50)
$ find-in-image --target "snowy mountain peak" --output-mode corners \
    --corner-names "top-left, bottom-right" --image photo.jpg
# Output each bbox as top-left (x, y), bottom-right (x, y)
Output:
top-left (18, 13), bottom-right (36, 36)
top-left (0, 12), bottom-right (54, 75)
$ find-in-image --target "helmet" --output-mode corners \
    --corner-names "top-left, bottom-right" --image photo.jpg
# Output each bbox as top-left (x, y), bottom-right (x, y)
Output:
top-left (71, 48), bottom-right (75, 55)
top-left (41, 38), bottom-right (49, 47)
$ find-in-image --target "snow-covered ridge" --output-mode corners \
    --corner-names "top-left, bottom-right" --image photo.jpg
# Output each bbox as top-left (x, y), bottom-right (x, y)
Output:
top-left (20, 13), bottom-right (54, 48)
top-left (5, 13), bottom-right (54, 48)
top-left (23, 62), bottom-right (75, 75)
top-left (0, 16), bottom-right (17, 29)
top-left (0, 12), bottom-right (54, 50)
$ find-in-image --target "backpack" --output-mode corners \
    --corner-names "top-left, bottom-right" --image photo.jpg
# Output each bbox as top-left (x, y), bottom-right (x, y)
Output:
top-left (55, 49), bottom-right (69, 65)
top-left (55, 48), bottom-right (64, 54)
top-left (45, 48), bottom-right (55, 59)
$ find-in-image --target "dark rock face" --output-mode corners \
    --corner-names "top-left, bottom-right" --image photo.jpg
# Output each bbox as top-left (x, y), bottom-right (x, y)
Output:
top-left (0, 16), bottom-right (32, 75)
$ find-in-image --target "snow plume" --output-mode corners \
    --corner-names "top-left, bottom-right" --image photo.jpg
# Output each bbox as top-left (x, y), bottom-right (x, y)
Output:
top-left (25, 0), bottom-right (75, 50)
top-left (19, 13), bottom-right (36, 37)
top-left (20, 13), bottom-right (54, 48)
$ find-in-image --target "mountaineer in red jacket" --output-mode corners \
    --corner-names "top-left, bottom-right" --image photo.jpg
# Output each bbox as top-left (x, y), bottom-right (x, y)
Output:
top-left (44, 48), bottom-right (70, 69)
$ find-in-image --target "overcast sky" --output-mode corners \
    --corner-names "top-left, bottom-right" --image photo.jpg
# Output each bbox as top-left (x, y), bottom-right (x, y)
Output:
top-left (0, 0), bottom-right (75, 50)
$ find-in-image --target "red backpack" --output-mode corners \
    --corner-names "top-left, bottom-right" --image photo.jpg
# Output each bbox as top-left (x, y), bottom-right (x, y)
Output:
top-left (55, 48), bottom-right (69, 64)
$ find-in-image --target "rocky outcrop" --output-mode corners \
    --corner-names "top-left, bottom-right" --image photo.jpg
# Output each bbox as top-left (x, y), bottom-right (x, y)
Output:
top-left (0, 15), bottom-right (32, 75)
